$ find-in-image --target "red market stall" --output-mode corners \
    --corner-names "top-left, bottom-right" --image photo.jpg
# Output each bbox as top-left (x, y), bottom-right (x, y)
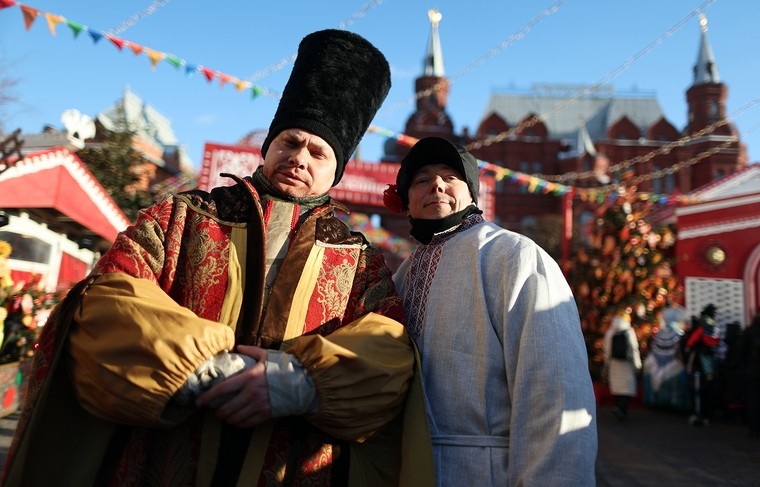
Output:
top-left (675, 164), bottom-right (760, 328)
top-left (0, 147), bottom-right (130, 417)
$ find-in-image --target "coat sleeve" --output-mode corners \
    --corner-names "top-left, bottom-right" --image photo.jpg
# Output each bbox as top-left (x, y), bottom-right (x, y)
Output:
top-left (69, 273), bottom-right (235, 427)
top-left (67, 196), bottom-right (237, 427)
top-left (498, 238), bottom-right (598, 486)
top-left (286, 312), bottom-right (414, 442)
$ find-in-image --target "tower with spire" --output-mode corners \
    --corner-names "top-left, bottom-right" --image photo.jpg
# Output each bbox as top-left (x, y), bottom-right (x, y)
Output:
top-left (683, 13), bottom-right (746, 188)
top-left (686, 13), bottom-right (727, 134)
top-left (383, 9), bottom-right (457, 161)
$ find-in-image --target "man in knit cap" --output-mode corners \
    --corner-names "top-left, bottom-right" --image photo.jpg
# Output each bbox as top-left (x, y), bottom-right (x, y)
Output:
top-left (385, 136), bottom-right (597, 485)
top-left (4, 30), bottom-right (433, 486)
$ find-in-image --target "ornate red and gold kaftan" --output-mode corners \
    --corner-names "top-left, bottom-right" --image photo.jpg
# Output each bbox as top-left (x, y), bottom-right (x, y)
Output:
top-left (3, 177), bottom-right (432, 486)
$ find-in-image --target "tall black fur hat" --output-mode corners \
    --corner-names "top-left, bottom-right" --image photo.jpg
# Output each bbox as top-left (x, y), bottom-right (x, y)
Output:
top-left (261, 29), bottom-right (391, 186)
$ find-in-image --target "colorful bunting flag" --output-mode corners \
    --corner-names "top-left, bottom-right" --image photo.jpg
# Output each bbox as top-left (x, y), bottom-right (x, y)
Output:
top-left (106, 34), bottom-right (125, 51)
top-left (65, 19), bottom-right (85, 38)
top-left (199, 67), bottom-right (215, 82)
top-left (44, 12), bottom-right (63, 35)
top-left (88, 29), bottom-right (103, 44)
top-left (165, 55), bottom-right (183, 70)
top-left (218, 73), bottom-right (233, 87)
top-left (7, 2), bottom-right (275, 105)
top-left (128, 42), bottom-right (144, 55)
top-left (145, 48), bottom-right (166, 69)
top-left (20, 4), bottom-right (38, 30)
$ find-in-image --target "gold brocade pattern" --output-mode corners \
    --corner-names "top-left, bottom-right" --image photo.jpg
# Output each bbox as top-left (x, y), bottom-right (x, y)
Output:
top-left (315, 257), bottom-right (356, 324)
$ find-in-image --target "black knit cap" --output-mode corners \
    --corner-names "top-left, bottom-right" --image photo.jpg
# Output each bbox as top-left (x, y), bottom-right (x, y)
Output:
top-left (396, 137), bottom-right (480, 208)
top-left (261, 29), bottom-right (391, 186)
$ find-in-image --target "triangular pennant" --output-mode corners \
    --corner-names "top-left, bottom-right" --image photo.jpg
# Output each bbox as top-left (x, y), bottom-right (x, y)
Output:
top-left (44, 12), bottom-right (64, 36)
top-left (235, 80), bottom-right (251, 92)
top-left (128, 42), bottom-right (144, 55)
top-left (145, 49), bottom-right (166, 70)
top-left (251, 86), bottom-right (263, 99)
top-left (88, 30), bottom-right (104, 44)
top-left (106, 34), bottom-right (125, 51)
top-left (165, 55), bottom-right (183, 70)
top-left (20, 5), bottom-right (39, 31)
top-left (218, 73), bottom-right (233, 87)
top-left (0, 0), bottom-right (17, 10)
top-left (199, 67), bottom-right (215, 82)
top-left (65, 19), bottom-right (85, 38)
top-left (184, 64), bottom-right (198, 78)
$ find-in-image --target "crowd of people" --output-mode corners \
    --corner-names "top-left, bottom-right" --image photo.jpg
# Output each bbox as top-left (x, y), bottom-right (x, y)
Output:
top-left (633, 301), bottom-right (760, 436)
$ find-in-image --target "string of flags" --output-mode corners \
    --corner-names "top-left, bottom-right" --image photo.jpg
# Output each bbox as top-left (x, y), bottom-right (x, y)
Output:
top-left (368, 125), bottom-right (703, 206)
top-left (3, 0), bottom-right (719, 206)
top-left (0, 1), bottom-right (278, 99)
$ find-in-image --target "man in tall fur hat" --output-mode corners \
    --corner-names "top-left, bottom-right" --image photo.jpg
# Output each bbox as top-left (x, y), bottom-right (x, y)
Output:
top-left (3, 30), bottom-right (433, 486)
top-left (385, 136), bottom-right (597, 485)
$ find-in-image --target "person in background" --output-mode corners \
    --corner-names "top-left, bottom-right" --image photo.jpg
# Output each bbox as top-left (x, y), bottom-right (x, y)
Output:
top-left (603, 308), bottom-right (643, 421)
top-left (643, 301), bottom-right (689, 412)
top-left (3, 30), bottom-right (433, 486)
top-left (384, 136), bottom-right (597, 486)
top-left (685, 303), bottom-right (720, 426)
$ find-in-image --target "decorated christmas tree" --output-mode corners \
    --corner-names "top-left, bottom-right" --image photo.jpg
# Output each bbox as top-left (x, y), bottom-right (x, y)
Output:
top-left (567, 184), bottom-right (682, 380)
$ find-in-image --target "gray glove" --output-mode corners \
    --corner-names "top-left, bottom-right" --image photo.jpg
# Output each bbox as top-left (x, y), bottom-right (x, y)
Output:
top-left (173, 350), bottom-right (257, 407)
top-left (265, 350), bottom-right (318, 417)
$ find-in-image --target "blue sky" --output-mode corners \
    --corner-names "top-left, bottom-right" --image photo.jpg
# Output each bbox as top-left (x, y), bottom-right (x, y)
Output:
top-left (2, 0), bottom-right (759, 171)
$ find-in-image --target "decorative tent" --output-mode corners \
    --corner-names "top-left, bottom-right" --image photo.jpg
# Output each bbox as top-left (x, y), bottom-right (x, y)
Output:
top-left (0, 147), bottom-right (130, 246)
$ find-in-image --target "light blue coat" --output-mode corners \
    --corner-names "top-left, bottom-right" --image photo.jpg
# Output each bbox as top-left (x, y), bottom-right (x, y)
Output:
top-left (395, 218), bottom-right (598, 486)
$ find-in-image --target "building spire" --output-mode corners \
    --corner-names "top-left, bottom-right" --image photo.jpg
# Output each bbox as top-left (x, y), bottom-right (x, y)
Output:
top-left (424, 9), bottom-right (445, 77)
top-left (693, 12), bottom-right (720, 85)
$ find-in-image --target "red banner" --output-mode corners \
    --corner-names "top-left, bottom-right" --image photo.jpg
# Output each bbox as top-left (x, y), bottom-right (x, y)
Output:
top-left (198, 143), bottom-right (263, 192)
top-left (331, 161), bottom-right (398, 208)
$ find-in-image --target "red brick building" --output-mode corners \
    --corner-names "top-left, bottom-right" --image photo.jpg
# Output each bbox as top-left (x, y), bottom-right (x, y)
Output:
top-left (382, 13), bottom-right (748, 238)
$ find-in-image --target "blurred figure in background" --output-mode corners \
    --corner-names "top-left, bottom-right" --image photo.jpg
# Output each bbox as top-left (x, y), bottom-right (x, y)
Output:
top-left (643, 302), bottom-right (689, 412)
top-left (685, 303), bottom-right (720, 426)
top-left (604, 308), bottom-right (642, 421)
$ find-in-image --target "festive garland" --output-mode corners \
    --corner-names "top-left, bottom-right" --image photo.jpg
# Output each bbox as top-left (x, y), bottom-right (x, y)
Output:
top-left (0, 1), bottom-right (276, 98)
top-left (368, 124), bottom-right (719, 205)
